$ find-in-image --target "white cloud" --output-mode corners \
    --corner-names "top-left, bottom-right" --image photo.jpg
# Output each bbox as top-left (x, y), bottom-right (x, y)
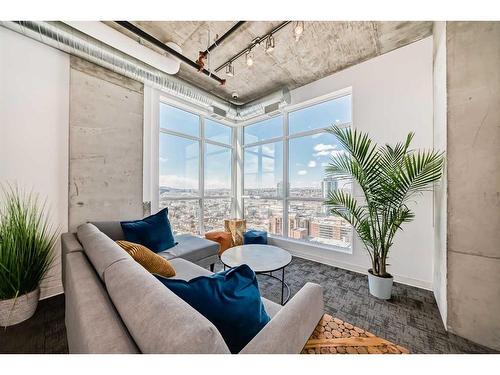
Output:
top-left (321, 162), bottom-right (329, 167)
top-left (298, 170), bottom-right (308, 176)
top-left (314, 150), bottom-right (332, 157)
top-left (313, 143), bottom-right (347, 158)
top-left (313, 143), bottom-right (337, 152)
top-left (307, 160), bottom-right (317, 168)
top-left (159, 157), bottom-right (168, 163)
top-left (311, 133), bottom-right (323, 139)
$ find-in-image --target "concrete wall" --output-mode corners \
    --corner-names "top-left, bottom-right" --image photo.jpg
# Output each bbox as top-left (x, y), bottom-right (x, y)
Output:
top-left (446, 21), bottom-right (500, 350)
top-left (69, 57), bottom-right (144, 231)
top-left (272, 37), bottom-right (435, 289)
top-left (0, 28), bottom-right (69, 299)
top-left (432, 22), bottom-right (448, 326)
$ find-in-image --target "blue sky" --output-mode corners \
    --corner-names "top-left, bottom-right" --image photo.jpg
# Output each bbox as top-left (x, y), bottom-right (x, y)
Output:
top-left (160, 95), bottom-right (351, 190)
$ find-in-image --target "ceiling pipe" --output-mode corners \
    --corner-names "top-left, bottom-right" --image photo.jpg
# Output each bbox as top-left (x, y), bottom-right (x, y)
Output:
top-left (196, 21), bottom-right (246, 71)
top-left (0, 21), bottom-right (290, 123)
top-left (115, 21), bottom-right (226, 85)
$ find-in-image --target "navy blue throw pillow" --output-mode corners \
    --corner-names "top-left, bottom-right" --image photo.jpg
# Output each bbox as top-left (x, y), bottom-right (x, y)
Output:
top-left (120, 208), bottom-right (177, 253)
top-left (155, 264), bottom-right (270, 353)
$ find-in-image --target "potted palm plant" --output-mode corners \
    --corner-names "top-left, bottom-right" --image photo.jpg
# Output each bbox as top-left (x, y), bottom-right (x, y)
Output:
top-left (0, 186), bottom-right (59, 326)
top-left (325, 126), bottom-right (444, 299)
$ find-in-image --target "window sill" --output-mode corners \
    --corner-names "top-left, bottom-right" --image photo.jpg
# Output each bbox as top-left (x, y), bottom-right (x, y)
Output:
top-left (268, 234), bottom-right (353, 255)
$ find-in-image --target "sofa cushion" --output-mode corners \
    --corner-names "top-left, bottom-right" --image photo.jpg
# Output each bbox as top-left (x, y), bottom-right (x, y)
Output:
top-left (169, 258), bottom-right (212, 280)
top-left (116, 240), bottom-right (176, 278)
top-left (155, 265), bottom-right (271, 354)
top-left (121, 208), bottom-right (177, 253)
top-left (77, 223), bottom-right (130, 280)
top-left (64, 251), bottom-right (139, 354)
top-left (162, 234), bottom-right (218, 263)
top-left (91, 221), bottom-right (125, 241)
top-left (104, 257), bottom-right (230, 354)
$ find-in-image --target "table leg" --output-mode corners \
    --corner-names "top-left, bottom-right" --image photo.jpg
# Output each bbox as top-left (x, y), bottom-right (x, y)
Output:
top-left (281, 267), bottom-right (285, 305)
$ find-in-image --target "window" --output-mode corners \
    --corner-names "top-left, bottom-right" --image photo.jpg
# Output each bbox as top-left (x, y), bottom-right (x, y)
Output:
top-left (243, 116), bottom-right (284, 237)
top-left (244, 141), bottom-right (283, 198)
top-left (289, 94), bottom-right (351, 134)
top-left (288, 200), bottom-right (351, 248)
top-left (289, 132), bottom-right (344, 198)
top-left (244, 116), bottom-right (282, 144)
top-left (242, 94), bottom-right (353, 251)
top-left (203, 198), bottom-right (232, 232)
top-left (159, 133), bottom-right (199, 197)
top-left (158, 103), bottom-right (233, 234)
top-left (205, 143), bottom-right (231, 195)
top-left (162, 199), bottom-right (201, 234)
top-left (244, 198), bottom-right (283, 236)
top-left (160, 103), bottom-right (199, 137)
top-left (205, 119), bottom-right (232, 145)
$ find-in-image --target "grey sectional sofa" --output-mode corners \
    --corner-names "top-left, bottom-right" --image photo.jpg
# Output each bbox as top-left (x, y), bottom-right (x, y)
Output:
top-left (61, 222), bottom-right (324, 354)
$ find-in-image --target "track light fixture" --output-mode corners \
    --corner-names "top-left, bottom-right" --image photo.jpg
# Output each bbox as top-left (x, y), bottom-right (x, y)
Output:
top-left (215, 22), bottom-right (293, 75)
top-left (294, 21), bottom-right (304, 41)
top-left (265, 34), bottom-right (275, 53)
top-left (246, 50), bottom-right (254, 67)
top-left (225, 61), bottom-right (234, 77)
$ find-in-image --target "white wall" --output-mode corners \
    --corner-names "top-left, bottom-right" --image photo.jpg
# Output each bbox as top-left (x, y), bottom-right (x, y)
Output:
top-left (0, 28), bottom-right (69, 299)
top-left (272, 37), bottom-right (435, 289)
top-left (432, 22), bottom-right (448, 325)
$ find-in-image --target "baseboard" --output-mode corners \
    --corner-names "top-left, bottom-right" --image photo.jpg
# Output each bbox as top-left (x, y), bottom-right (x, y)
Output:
top-left (284, 246), bottom-right (433, 291)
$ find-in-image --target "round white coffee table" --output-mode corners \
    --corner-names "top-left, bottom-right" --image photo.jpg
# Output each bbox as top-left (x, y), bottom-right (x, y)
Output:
top-left (220, 244), bottom-right (292, 305)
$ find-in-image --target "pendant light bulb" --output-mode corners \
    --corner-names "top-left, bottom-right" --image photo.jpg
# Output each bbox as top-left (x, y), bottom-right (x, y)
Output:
top-left (265, 35), bottom-right (275, 53)
top-left (226, 62), bottom-right (234, 77)
top-left (246, 50), bottom-right (254, 67)
top-left (294, 21), bottom-right (304, 41)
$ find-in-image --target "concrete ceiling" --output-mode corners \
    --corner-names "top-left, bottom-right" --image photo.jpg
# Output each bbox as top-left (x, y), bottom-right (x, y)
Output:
top-left (108, 21), bottom-right (433, 104)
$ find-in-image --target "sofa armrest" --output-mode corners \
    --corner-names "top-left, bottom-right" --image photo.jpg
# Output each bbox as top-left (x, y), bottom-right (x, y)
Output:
top-left (240, 282), bottom-right (324, 354)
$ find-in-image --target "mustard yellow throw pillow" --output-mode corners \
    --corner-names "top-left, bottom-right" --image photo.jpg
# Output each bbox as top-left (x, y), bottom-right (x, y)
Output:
top-left (116, 240), bottom-right (176, 278)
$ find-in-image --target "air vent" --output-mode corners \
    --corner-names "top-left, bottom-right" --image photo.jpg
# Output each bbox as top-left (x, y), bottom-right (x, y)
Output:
top-left (264, 102), bottom-right (281, 117)
top-left (211, 106), bottom-right (227, 119)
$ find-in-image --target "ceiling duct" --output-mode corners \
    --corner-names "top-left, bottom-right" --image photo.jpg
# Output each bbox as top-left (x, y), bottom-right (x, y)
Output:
top-left (236, 88), bottom-right (291, 121)
top-left (0, 21), bottom-right (290, 123)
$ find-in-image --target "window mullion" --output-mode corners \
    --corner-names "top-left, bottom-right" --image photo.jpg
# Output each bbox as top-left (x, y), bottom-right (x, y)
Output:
top-left (283, 112), bottom-right (289, 238)
top-left (199, 116), bottom-right (205, 235)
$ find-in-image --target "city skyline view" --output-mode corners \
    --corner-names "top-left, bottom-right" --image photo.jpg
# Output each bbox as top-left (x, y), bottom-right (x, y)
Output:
top-left (159, 94), bottom-right (353, 249)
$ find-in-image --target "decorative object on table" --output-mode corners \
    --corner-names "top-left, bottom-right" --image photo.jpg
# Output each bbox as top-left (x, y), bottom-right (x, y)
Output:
top-left (116, 240), bottom-right (176, 278)
top-left (205, 231), bottom-right (233, 255)
top-left (325, 126), bottom-right (445, 299)
top-left (120, 207), bottom-right (177, 253)
top-left (0, 186), bottom-right (59, 327)
top-left (155, 264), bottom-right (270, 354)
top-left (220, 244), bottom-right (292, 305)
top-left (224, 218), bottom-right (246, 246)
top-left (302, 314), bottom-right (410, 354)
top-left (243, 229), bottom-right (268, 245)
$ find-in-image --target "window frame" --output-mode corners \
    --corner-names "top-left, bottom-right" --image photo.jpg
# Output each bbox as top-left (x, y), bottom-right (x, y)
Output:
top-left (242, 89), bottom-right (353, 253)
top-left (156, 97), bottom-right (235, 235)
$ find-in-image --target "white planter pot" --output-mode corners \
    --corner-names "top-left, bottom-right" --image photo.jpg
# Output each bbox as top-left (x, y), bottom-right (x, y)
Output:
top-left (0, 288), bottom-right (40, 327)
top-left (368, 270), bottom-right (393, 300)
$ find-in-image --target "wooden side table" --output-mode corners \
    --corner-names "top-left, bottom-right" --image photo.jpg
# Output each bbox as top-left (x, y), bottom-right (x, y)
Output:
top-left (224, 218), bottom-right (246, 246)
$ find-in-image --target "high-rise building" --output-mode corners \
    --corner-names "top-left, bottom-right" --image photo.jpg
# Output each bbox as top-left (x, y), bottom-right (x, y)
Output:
top-left (321, 177), bottom-right (338, 199)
